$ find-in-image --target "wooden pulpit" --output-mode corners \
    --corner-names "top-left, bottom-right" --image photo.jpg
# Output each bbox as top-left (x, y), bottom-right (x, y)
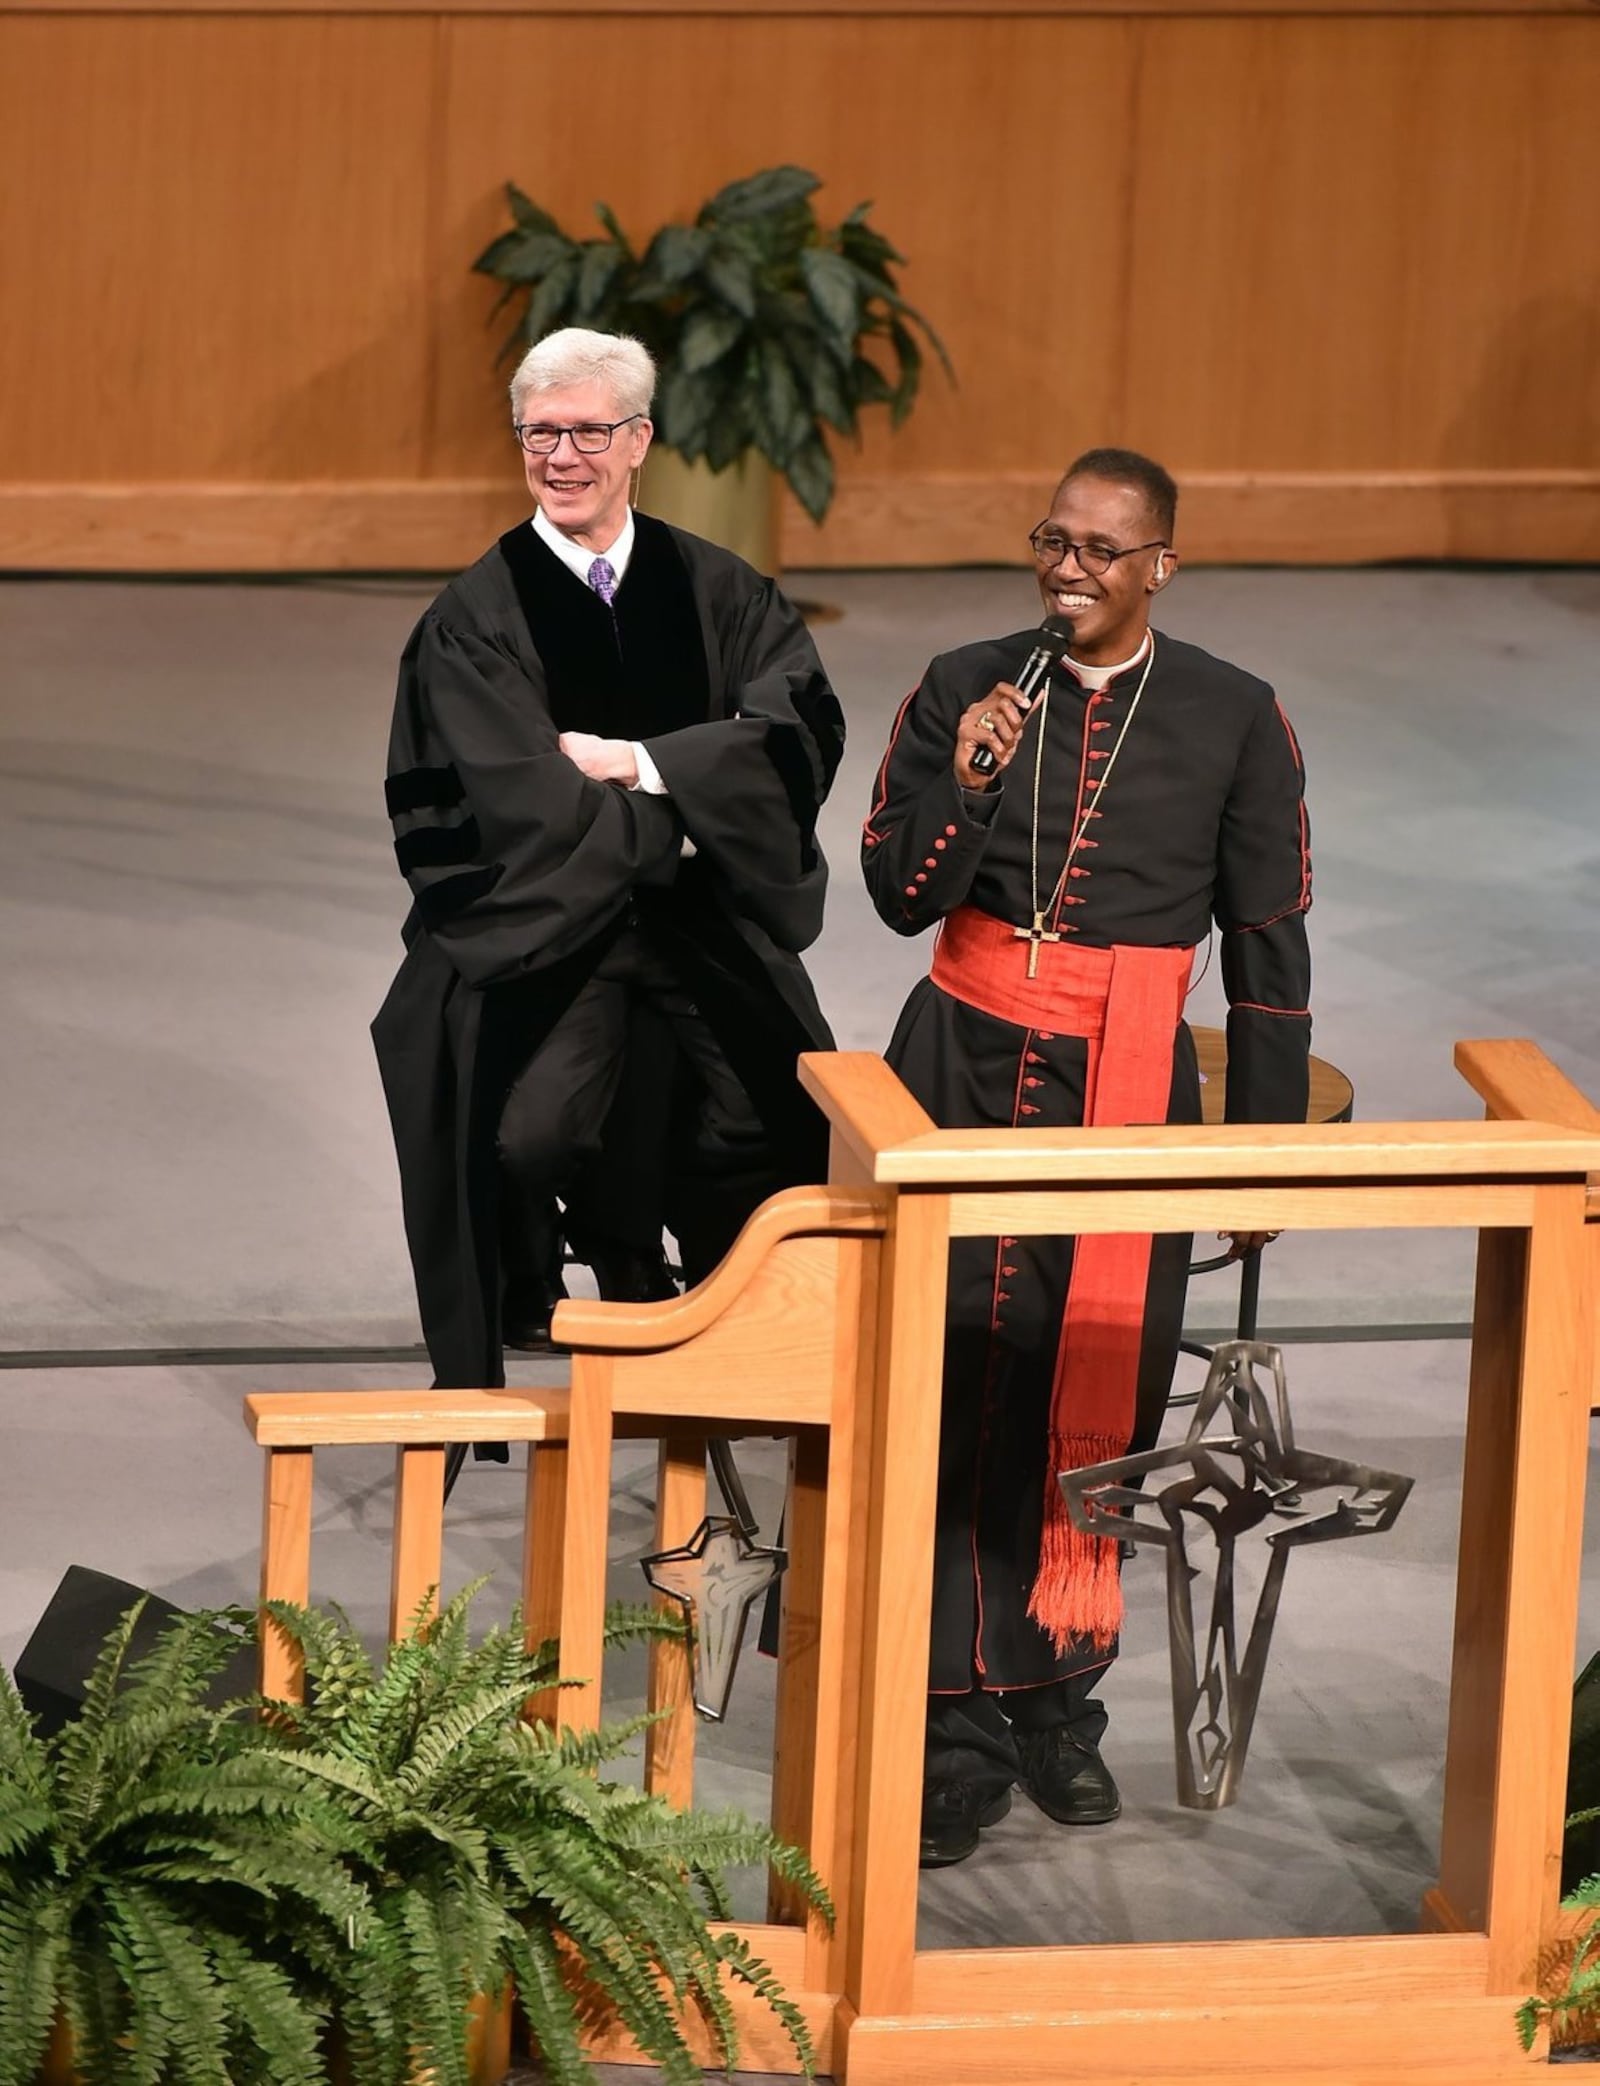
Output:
top-left (795, 1035), bottom-right (1599, 2084)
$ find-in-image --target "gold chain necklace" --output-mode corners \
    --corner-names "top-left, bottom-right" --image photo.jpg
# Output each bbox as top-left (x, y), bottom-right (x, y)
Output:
top-left (1014, 634), bottom-right (1158, 978)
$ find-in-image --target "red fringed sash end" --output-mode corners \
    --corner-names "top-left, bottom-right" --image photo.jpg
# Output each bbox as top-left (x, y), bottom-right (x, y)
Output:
top-left (1027, 1429), bottom-right (1124, 1654)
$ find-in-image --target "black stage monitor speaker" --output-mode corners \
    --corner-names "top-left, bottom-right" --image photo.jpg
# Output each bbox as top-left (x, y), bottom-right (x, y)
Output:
top-left (13, 1566), bottom-right (257, 1740)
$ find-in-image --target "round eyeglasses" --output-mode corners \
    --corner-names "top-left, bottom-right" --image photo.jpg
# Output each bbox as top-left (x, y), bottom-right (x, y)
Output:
top-left (513, 414), bottom-right (643, 456)
top-left (1028, 525), bottom-right (1167, 577)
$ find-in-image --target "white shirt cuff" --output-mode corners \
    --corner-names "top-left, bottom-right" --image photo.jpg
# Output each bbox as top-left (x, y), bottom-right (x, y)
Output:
top-left (630, 742), bottom-right (669, 796)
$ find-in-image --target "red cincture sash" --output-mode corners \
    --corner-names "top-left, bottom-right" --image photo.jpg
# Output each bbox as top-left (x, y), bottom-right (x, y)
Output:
top-left (930, 906), bottom-right (1195, 1653)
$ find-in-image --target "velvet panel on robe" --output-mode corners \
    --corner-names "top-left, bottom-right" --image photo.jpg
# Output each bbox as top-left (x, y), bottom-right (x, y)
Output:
top-left (863, 627), bottom-right (1312, 1692)
top-left (373, 516), bottom-right (845, 1389)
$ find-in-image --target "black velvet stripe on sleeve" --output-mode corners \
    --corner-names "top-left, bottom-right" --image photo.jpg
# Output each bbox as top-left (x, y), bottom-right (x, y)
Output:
top-left (386, 764), bottom-right (465, 816)
top-left (791, 681), bottom-right (847, 792)
top-left (394, 817), bottom-right (484, 872)
top-left (765, 722), bottom-right (825, 873)
top-left (411, 864), bottom-right (505, 926)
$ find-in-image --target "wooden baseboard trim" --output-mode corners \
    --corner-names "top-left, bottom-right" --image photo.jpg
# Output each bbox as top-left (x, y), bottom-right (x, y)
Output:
top-left (838, 1997), bottom-right (1542, 2085)
top-left (10, 1), bottom-right (1594, 13)
top-left (785, 468), bottom-right (1600, 568)
top-left (0, 480), bottom-right (532, 576)
top-left (1, 470), bottom-right (1597, 574)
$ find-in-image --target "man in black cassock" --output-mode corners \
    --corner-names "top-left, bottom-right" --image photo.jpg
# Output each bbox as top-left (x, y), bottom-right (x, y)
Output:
top-left (862, 449), bottom-right (1312, 1866)
top-left (373, 326), bottom-right (844, 1392)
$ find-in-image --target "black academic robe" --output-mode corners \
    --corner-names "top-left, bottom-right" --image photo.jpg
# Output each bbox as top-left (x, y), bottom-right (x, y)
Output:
top-left (862, 628), bottom-right (1312, 1694)
top-left (374, 515), bottom-right (845, 1388)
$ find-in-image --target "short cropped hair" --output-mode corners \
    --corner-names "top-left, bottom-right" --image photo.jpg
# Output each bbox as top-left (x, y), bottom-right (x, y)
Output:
top-left (509, 328), bottom-right (656, 422)
top-left (1061, 447), bottom-right (1178, 542)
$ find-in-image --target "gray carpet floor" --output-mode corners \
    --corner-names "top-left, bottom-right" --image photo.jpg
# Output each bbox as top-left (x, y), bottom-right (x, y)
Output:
top-left (3, 564), bottom-right (1599, 1982)
top-left (5, 564), bottom-right (1598, 1351)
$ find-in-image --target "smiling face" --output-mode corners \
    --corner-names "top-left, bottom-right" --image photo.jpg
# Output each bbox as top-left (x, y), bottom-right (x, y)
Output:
top-left (516, 376), bottom-right (653, 551)
top-left (1034, 473), bottom-right (1176, 666)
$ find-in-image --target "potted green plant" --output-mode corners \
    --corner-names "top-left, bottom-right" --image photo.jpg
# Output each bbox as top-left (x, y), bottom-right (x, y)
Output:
top-left (257, 1585), bottom-right (828, 2086)
top-left (0, 1588), bottom-right (829, 2086)
top-left (474, 164), bottom-right (951, 570)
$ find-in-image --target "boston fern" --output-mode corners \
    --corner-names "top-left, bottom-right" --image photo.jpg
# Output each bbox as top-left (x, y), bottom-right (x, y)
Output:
top-left (474, 164), bottom-right (951, 523)
top-left (1, 1587), bottom-right (829, 2085)
top-left (259, 1584), bottom-right (832, 2086)
top-left (0, 1601), bottom-right (365, 2086)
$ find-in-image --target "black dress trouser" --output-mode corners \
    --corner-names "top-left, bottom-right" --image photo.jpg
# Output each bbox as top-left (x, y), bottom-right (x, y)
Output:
top-left (495, 927), bottom-right (777, 1297)
top-left (927, 1673), bottom-right (1111, 1801)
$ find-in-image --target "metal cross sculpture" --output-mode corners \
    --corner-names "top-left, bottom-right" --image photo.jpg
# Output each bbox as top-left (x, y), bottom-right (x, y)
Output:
top-left (640, 1515), bottom-right (787, 1724)
top-left (1060, 1340), bottom-right (1413, 1810)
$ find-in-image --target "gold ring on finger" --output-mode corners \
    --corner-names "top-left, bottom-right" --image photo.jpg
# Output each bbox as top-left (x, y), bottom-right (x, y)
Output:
top-left (978, 711), bottom-right (996, 730)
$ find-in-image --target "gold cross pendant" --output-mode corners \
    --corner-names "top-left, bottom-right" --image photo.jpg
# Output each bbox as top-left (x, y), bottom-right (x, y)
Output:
top-left (1013, 912), bottom-right (1061, 979)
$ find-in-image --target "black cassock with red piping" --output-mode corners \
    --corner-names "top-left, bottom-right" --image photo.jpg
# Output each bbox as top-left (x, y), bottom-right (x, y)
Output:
top-left (862, 627), bottom-right (1312, 1694)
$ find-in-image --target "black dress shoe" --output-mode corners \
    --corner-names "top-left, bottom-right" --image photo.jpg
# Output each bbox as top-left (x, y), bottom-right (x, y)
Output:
top-left (583, 1243), bottom-right (680, 1305)
top-left (502, 1278), bottom-right (567, 1352)
top-left (919, 1781), bottom-right (1012, 1869)
top-left (1015, 1727), bottom-right (1121, 1825)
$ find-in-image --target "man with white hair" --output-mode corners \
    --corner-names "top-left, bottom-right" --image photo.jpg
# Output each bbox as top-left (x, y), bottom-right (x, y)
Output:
top-left (374, 328), bottom-right (844, 1391)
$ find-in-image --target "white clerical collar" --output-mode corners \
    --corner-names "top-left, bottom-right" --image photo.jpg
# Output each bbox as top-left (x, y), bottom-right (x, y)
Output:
top-left (532, 504), bottom-right (635, 589)
top-left (1061, 630), bottom-right (1153, 692)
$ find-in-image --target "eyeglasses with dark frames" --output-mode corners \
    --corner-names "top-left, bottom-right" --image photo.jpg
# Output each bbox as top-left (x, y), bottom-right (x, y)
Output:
top-left (513, 414), bottom-right (643, 456)
top-left (1028, 524), bottom-right (1167, 577)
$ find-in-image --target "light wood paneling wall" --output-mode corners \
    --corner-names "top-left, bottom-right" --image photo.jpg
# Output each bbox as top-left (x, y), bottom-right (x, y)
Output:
top-left (1, 4), bottom-right (1596, 568)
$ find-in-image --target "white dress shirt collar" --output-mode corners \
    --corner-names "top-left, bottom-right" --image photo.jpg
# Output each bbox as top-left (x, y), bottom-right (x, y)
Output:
top-left (532, 504), bottom-right (635, 589)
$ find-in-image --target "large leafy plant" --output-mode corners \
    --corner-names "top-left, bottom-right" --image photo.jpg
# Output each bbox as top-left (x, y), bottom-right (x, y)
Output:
top-left (0, 1587), bottom-right (829, 2086)
top-left (261, 1586), bottom-right (829, 2086)
top-left (0, 1602), bottom-right (364, 2086)
top-left (474, 164), bottom-right (951, 523)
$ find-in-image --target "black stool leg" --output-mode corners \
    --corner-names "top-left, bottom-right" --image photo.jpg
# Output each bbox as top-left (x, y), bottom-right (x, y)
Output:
top-left (1236, 1246), bottom-right (1262, 1342)
top-left (1174, 1243), bottom-right (1265, 1402)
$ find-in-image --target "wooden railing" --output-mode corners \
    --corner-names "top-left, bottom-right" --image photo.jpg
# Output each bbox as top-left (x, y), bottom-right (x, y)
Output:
top-left (246, 1183), bottom-right (887, 2070)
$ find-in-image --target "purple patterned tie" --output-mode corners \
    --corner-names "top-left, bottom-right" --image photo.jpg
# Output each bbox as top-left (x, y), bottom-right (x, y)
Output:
top-left (587, 555), bottom-right (618, 606)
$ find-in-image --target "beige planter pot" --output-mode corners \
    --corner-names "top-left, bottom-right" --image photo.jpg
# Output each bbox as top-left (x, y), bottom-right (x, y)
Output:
top-left (638, 447), bottom-right (779, 576)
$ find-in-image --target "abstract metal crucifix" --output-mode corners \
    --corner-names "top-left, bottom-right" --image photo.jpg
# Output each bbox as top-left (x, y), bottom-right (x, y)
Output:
top-left (640, 1441), bottom-right (786, 1723)
top-left (1060, 1340), bottom-right (1413, 1810)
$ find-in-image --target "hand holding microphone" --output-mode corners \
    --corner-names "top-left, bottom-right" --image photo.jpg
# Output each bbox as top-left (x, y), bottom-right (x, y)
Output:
top-left (960, 615), bottom-right (1074, 785)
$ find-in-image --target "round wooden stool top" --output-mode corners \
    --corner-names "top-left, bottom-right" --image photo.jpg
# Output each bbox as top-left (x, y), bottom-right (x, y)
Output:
top-left (1190, 1025), bottom-right (1353, 1128)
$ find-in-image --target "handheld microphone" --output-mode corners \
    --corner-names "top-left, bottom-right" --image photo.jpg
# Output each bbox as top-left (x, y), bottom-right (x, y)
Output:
top-left (970, 614), bottom-right (1074, 776)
